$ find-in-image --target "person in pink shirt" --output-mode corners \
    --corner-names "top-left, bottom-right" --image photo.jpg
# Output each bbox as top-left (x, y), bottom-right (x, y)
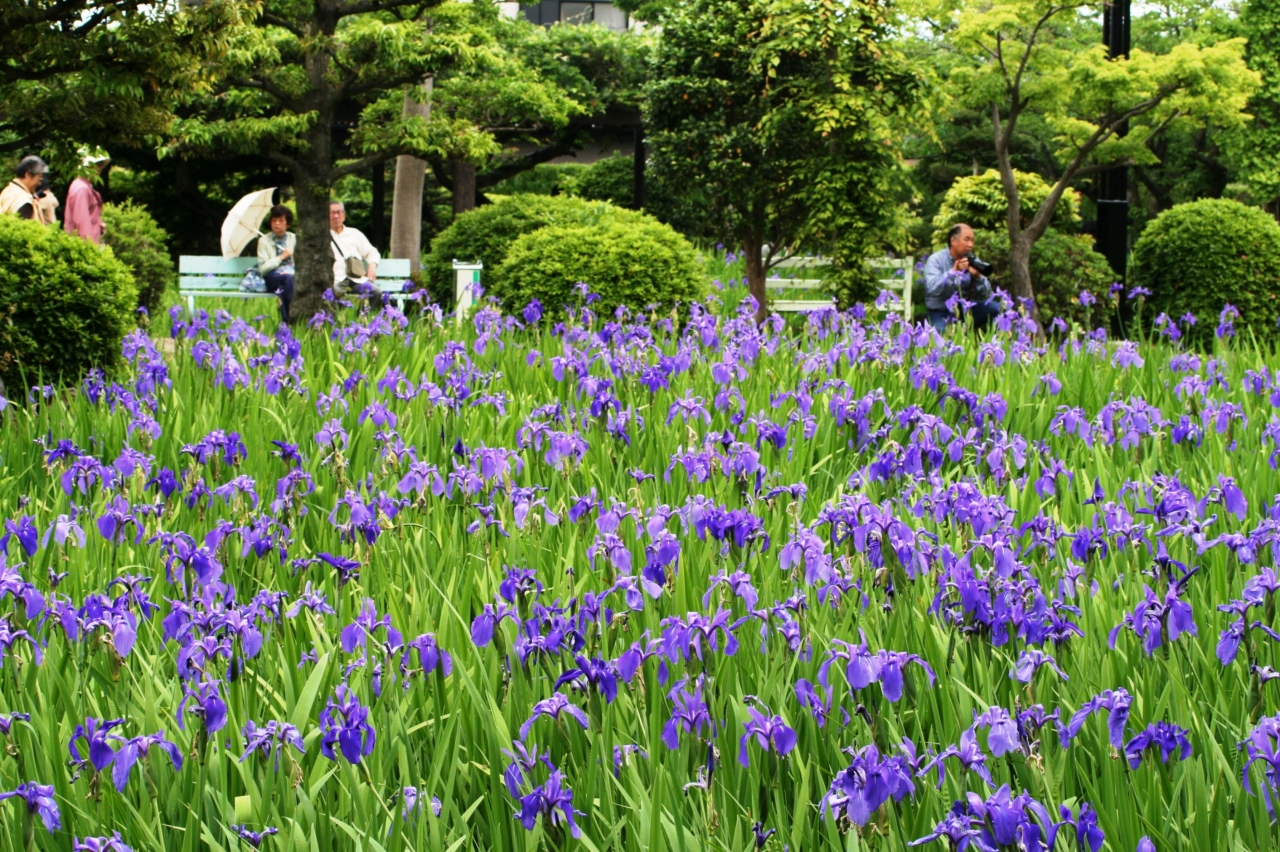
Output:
top-left (64, 154), bottom-right (109, 243)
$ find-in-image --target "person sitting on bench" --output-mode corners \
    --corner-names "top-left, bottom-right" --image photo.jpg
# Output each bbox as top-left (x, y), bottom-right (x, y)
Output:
top-left (329, 200), bottom-right (381, 301)
top-left (257, 204), bottom-right (297, 323)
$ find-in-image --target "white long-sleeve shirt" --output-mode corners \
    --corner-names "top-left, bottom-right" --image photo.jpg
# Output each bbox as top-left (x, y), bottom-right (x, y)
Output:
top-left (330, 226), bottom-right (380, 284)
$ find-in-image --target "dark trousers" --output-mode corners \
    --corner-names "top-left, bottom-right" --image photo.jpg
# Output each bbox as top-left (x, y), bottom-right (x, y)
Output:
top-left (928, 299), bottom-right (1002, 334)
top-left (264, 269), bottom-right (295, 323)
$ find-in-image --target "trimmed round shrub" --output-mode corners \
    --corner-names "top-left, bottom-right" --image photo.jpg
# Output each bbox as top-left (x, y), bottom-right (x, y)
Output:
top-left (0, 217), bottom-right (137, 391)
top-left (422, 194), bottom-right (615, 306)
top-left (102, 200), bottom-right (175, 319)
top-left (1132, 198), bottom-right (1280, 342)
top-left (979, 229), bottom-right (1115, 326)
top-left (576, 154), bottom-right (635, 206)
top-left (932, 169), bottom-right (1079, 246)
top-left (492, 217), bottom-right (704, 318)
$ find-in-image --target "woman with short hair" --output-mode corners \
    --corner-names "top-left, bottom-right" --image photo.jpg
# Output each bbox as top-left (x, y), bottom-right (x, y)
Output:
top-left (256, 204), bottom-right (296, 323)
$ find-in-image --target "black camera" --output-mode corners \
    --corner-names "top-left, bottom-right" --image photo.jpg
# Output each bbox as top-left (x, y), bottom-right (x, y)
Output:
top-left (964, 252), bottom-right (994, 277)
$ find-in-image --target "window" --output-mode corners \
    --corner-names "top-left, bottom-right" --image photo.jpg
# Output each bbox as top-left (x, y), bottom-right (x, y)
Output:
top-left (560, 2), bottom-right (594, 23)
top-left (593, 2), bottom-right (627, 31)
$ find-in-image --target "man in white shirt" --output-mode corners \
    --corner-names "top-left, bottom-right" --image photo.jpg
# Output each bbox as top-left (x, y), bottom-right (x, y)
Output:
top-left (329, 200), bottom-right (380, 291)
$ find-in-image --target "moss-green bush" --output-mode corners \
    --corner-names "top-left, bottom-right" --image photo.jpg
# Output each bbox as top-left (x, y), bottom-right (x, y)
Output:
top-left (931, 169), bottom-right (1079, 246)
top-left (980, 229), bottom-right (1115, 326)
top-left (422, 194), bottom-right (617, 307)
top-left (576, 154), bottom-right (635, 206)
top-left (492, 217), bottom-right (703, 318)
top-left (0, 217), bottom-right (137, 391)
top-left (1132, 198), bottom-right (1280, 342)
top-left (488, 163), bottom-right (591, 198)
top-left (102, 200), bottom-right (175, 318)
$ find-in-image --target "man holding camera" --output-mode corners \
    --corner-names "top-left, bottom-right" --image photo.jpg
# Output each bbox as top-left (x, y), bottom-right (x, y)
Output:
top-left (923, 223), bottom-right (1002, 333)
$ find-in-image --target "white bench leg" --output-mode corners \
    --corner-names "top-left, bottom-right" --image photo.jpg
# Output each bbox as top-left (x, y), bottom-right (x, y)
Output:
top-left (187, 295), bottom-right (195, 316)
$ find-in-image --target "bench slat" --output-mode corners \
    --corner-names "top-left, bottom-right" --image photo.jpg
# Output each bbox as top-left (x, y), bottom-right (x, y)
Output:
top-left (179, 257), bottom-right (257, 274)
top-left (765, 278), bottom-right (827, 291)
top-left (772, 299), bottom-right (836, 313)
top-left (178, 257), bottom-right (412, 276)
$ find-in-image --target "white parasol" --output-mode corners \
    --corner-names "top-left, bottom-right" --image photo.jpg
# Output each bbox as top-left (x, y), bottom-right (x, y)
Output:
top-left (220, 188), bottom-right (277, 259)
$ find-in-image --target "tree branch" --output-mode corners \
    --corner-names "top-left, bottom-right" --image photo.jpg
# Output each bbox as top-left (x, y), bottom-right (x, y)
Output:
top-left (334, 0), bottom-right (431, 19)
top-left (331, 150), bottom-right (399, 180)
top-left (259, 12), bottom-right (305, 38)
top-left (475, 129), bottom-right (586, 188)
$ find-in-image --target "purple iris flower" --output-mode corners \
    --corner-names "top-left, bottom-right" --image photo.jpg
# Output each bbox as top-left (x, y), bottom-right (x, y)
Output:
top-left (319, 685), bottom-right (376, 764)
top-left (738, 702), bottom-right (797, 766)
top-left (112, 732), bottom-right (182, 791)
top-left (404, 633), bottom-right (452, 678)
top-left (0, 711), bottom-right (29, 736)
top-left (0, 782), bottom-right (61, 832)
top-left (1137, 838), bottom-right (1157, 852)
top-left (339, 598), bottom-right (403, 654)
top-left (1059, 802), bottom-right (1106, 852)
top-left (318, 552), bottom-right (361, 585)
top-left (286, 583), bottom-right (334, 617)
top-left (918, 728), bottom-right (993, 788)
top-left (470, 601), bottom-right (516, 647)
top-left (1124, 721), bottom-right (1191, 769)
top-left (73, 833), bottom-right (135, 852)
top-left (662, 677), bottom-right (714, 749)
top-left (177, 680), bottom-right (229, 734)
top-left (232, 826), bottom-right (279, 848)
top-left (820, 740), bottom-right (918, 826)
top-left (555, 655), bottom-right (618, 703)
top-left (69, 717), bottom-right (125, 773)
top-left (514, 768), bottom-right (582, 838)
top-left (1108, 571), bottom-right (1198, 656)
top-left (241, 720), bottom-right (306, 767)
top-left (972, 706), bottom-right (1020, 757)
top-left (1060, 688), bottom-right (1131, 749)
top-left (1011, 650), bottom-right (1068, 683)
top-left (1243, 714), bottom-right (1280, 816)
top-left (519, 694), bottom-right (590, 742)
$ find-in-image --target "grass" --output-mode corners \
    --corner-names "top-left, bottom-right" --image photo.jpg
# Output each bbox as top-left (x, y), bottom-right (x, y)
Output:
top-left (0, 276), bottom-right (1275, 852)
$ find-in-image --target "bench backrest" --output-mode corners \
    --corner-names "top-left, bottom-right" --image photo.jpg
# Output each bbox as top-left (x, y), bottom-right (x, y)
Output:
top-left (179, 256), bottom-right (413, 293)
top-left (763, 255), bottom-right (914, 313)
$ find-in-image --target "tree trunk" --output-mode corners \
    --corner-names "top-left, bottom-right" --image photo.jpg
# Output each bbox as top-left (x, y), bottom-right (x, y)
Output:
top-left (744, 238), bottom-right (767, 325)
top-left (452, 159), bottom-right (476, 215)
top-left (292, 173), bottom-right (334, 322)
top-left (390, 81), bottom-right (433, 271)
top-left (1007, 229), bottom-right (1034, 307)
top-left (370, 160), bottom-right (385, 250)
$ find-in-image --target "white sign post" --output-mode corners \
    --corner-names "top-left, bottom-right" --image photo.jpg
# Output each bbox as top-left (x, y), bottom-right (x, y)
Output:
top-left (452, 260), bottom-right (482, 326)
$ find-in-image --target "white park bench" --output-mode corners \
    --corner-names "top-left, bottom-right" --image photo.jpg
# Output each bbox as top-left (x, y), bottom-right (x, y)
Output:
top-left (764, 255), bottom-right (915, 316)
top-left (178, 256), bottom-right (415, 314)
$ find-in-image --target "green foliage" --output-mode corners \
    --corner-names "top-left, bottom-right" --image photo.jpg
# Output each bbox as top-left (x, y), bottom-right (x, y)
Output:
top-left (1132, 198), bottom-right (1280, 341)
top-left (488, 162), bottom-right (590, 197)
top-left (647, 0), bottom-right (921, 284)
top-left (931, 170), bottom-right (1079, 246)
top-left (492, 215), bottom-right (703, 317)
top-left (0, 218), bottom-right (136, 390)
top-left (1237, 0), bottom-right (1280, 203)
top-left (101, 200), bottom-right (176, 318)
top-left (0, 0), bottom-right (242, 158)
top-left (421, 194), bottom-right (612, 306)
top-left (575, 154), bottom-right (635, 205)
top-left (980, 228), bottom-right (1115, 325)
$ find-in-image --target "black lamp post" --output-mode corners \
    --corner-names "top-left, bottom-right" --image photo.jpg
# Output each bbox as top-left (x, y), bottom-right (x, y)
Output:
top-left (1096, 0), bottom-right (1131, 281)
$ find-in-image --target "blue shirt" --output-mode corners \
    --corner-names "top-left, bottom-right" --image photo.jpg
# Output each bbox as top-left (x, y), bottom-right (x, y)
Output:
top-left (923, 247), bottom-right (991, 310)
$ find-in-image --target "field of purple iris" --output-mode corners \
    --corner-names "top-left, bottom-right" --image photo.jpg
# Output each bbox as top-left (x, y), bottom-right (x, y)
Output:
top-left (0, 277), bottom-right (1276, 852)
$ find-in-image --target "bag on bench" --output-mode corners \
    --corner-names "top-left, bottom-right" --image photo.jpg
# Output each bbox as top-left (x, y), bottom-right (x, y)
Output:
top-left (240, 266), bottom-right (266, 293)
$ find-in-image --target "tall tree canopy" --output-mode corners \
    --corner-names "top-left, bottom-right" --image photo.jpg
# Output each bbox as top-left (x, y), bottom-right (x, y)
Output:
top-left (935, 0), bottom-right (1256, 319)
top-left (0, 0), bottom-right (241, 156)
top-left (167, 0), bottom-right (479, 321)
top-left (647, 0), bottom-right (921, 322)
